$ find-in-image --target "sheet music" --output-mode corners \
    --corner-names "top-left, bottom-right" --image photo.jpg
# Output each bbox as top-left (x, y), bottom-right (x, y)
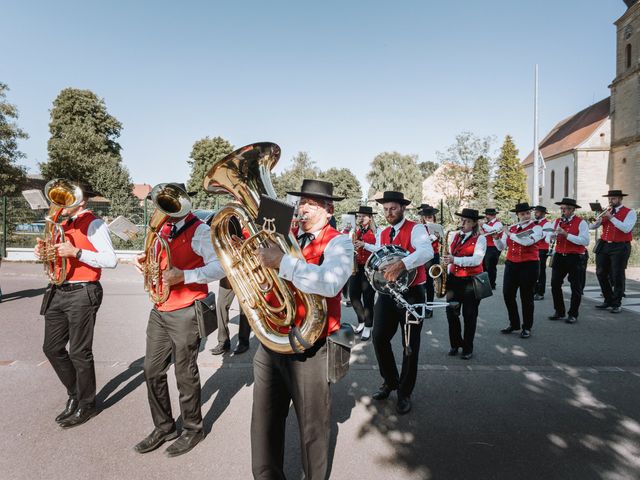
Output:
top-left (108, 216), bottom-right (142, 241)
top-left (21, 190), bottom-right (49, 210)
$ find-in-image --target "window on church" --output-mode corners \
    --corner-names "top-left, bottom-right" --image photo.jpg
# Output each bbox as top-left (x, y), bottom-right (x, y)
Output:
top-left (627, 44), bottom-right (632, 69)
top-left (564, 167), bottom-right (569, 197)
top-left (550, 170), bottom-right (555, 198)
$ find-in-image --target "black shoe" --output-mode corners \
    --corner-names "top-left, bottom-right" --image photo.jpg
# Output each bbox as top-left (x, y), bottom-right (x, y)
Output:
top-left (460, 352), bottom-right (473, 360)
top-left (501, 326), bottom-right (520, 334)
top-left (491, 286), bottom-right (496, 291)
top-left (58, 405), bottom-right (97, 429)
top-left (520, 329), bottom-right (531, 338)
top-left (565, 316), bottom-right (577, 324)
top-left (396, 395), bottom-right (412, 415)
top-left (360, 327), bottom-right (371, 341)
top-left (595, 302), bottom-right (611, 309)
top-left (165, 430), bottom-right (205, 457)
top-left (548, 313), bottom-right (566, 321)
top-left (233, 343), bottom-right (250, 355)
top-left (534, 294), bottom-right (544, 301)
top-left (55, 398), bottom-right (79, 423)
top-left (372, 384), bottom-right (395, 400)
top-left (210, 341), bottom-right (230, 355)
top-left (610, 306), bottom-right (622, 314)
top-left (448, 347), bottom-right (459, 356)
top-left (134, 427), bottom-right (179, 454)
top-left (354, 322), bottom-right (365, 334)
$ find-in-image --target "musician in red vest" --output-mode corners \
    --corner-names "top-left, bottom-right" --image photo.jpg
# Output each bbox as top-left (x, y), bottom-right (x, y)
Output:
top-left (369, 191), bottom-right (433, 415)
top-left (591, 190), bottom-right (637, 314)
top-left (350, 205), bottom-right (378, 341)
top-left (34, 182), bottom-right (117, 428)
top-left (493, 202), bottom-right (544, 338)
top-left (443, 208), bottom-right (486, 359)
top-left (533, 205), bottom-right (551, 300)
top-left (481, 208), bottom-right (503, 290)
top-left (419, 204), bottom-right (444, 318)
top-left (255, 179), bottom-right (353, 480)
top-left (547, 198), bottom-right (589, 324)
top-left (133, 183), bottom-right (226, 457)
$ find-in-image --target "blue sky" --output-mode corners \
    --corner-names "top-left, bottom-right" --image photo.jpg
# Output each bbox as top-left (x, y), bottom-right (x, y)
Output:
top-left (2, 0), bottom-right (626, 195)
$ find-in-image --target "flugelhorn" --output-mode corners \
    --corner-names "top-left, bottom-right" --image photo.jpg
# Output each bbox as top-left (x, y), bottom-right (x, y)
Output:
top-left (428, 230), bottom-right (451, 298)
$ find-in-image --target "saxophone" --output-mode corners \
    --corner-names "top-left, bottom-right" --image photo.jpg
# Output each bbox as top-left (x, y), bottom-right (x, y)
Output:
top-left (428, 230), bottom-right (450, 298)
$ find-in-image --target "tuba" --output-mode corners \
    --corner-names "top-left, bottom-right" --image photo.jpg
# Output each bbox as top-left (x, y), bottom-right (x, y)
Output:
top-left (41, 179), bottom-right (84, 285)
top-left (203, 142), bottom-right (326, 354)
top-left (428, 230), bottom-right (451, 298)
top-left (142, 183), bottom-right (191, 303)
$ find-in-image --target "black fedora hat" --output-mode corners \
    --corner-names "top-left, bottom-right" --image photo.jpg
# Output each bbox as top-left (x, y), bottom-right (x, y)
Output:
top-left (484, 208), bottom-right (499, 215)
top-left (602, 189), bottom-right (628, 197)
top-left (554, 197), bottom-right (581, 209)
top-left (418, 203), bottom-right (439, 215)
top-left (347, 205), bottom-right (376, 215)
top-left (510, 202), bottom-right (534, 213)
top-left (534, 205), bottom-right (548, 213)
top-left (455, 208), bottom-right (484, 220)
top-left (375, 191), bottom-right (411, 206)
top-left (286, 179), bottom-right (344, 201)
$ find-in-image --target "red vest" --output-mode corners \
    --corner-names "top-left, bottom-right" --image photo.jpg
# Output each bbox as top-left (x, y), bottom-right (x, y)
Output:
top-left (380, 219), bottom-right (426, 286)
top-left (484, 219), bottom-right (499, 247)
top-left (506, 222), bottom-right (539, 263)
top-left (355, 227), bottom-right (376, 265)
top-left (554, 216), bottom-right (586, 255)
top-left (601, 206), bottom-right (633, 243)
top-left (424, 224), bottom-right (440, 254)
top-left (156, 213), bottom-right (209, 312)
top-left (535, 218), bottom-right (550, 250)
top-left (449, 233), bottom-right (483, 278)
top-left (60, 211), bottom-right (102, 282)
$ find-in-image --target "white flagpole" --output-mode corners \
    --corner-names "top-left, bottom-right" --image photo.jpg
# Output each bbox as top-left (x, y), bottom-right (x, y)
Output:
top-left (533, 64), bottom-right (539, 206)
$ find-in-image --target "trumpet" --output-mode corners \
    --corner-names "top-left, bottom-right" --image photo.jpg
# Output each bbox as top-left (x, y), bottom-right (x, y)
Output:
top-left (594, 207), bottom-right (611, 221)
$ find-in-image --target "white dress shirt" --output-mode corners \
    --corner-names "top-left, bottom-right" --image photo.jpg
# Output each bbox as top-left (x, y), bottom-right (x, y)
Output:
top-left (553, 216), bottom-right (590, 246)
top-left (482, 220), bottom-right (503, 235)
top-left (278, 227), bottom-right (354, 298)
top-left (494, 221), bottom-right (543, 251)
top-left (590, 205), bottom-right (637, 233)
top-left (169, 216), bottom-right (226, 285)
top-left (363, 217), bottom-right (434, 269)
top-left (70, 210), bottom-right (117, 270)
top-left (449, 232), bottom-right (487, 272)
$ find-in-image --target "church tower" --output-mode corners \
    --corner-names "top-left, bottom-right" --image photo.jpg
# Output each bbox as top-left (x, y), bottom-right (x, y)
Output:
top-left (609, 0), bottom-right (640, 207)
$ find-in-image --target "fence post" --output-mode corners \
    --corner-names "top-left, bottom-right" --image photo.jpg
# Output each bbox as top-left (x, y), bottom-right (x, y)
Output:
top-left (2, 196), bottom-right (7, 258)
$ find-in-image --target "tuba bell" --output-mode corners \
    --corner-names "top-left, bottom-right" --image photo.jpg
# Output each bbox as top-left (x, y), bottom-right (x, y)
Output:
top-left (142, 183), bottom-right (191, 303)
top-left (41, 179), bottom-right (84, 285)
top-left (428, 230), bottom-right (451, 298)
top-left (203, 142), bottom-right (326, 354)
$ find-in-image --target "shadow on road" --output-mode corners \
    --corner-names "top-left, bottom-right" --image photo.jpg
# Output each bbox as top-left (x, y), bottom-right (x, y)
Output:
top-left (96, 356), bottom-right (145, 410)
top-left (0, 287), bottom-right (46, 303)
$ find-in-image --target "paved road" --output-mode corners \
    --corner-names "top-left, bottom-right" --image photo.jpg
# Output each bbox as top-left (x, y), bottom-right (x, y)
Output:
top-left (1, 262), bottom-right (639, 480)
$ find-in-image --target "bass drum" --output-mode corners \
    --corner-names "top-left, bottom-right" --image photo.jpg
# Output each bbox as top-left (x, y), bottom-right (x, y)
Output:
top-left (365, 245), bottom-right (417, 295)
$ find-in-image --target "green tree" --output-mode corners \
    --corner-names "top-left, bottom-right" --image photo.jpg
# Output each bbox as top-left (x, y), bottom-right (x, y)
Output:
top-left (366, 152), bottom-right (422, 206)
top-left (186, 136), bottom-right (234, 209)
top-left (319, 167), bottom-right (363, 218)
top-left (272, 152), bottom-right (320, 199)
top-left (40, 88), bottom-right (135, 216)
top-left (0, 82), bottom-right (28, 196)
top-left (493, 135), bottom-right (529, 212)
top-left (418, 160), bottom-right (438, 180)
top-left (469, 155), bottom-right (491, 209)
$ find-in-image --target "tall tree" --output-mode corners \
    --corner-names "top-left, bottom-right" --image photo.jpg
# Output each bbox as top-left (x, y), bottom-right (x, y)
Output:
top-left (186, 136), bottom-right (234, 209)
top-left (493, 135), bottom-right (529, 212)
top-left (436, 132), bottom-right (494, 221)
top-left (319, 167), bottom-right (363, 218)
top-left (366, 152), bottom-right (422, 206)
top-left (469, 155), bottom-right (491, 209)
top-left (0, 82), bottom-right (28, 196)
top-left (41, 88), bottom-right (135, 215)
top-left (418, 160), bottom-right (438, 180)
top-left (272, 152), bottom-right (320, 199)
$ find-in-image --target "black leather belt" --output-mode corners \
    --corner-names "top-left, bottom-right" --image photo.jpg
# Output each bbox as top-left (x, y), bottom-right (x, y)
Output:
top-left (55, 281), bottom-right (98, 292)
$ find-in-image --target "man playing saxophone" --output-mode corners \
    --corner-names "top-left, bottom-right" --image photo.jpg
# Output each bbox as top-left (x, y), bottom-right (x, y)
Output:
top-left (34, 181), bottom-right (117, 428)
top-left (133, 183), bottom-right (226, 457)
top-left (255, 179), bottom-right (353, 480)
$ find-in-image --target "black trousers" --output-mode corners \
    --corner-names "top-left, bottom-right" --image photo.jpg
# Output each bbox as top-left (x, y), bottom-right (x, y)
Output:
top-left (349, 265), bottom-right (375, 327)
top-left (43, 282), bottom-right (103, 407)
top-left (535, 249), bottom-right (549, 296)
top-left (251, 341), bottom-right (329, 480)
top-left (372, 284), bottom-right (426, 398)
top-left (596, 242), bottom-right (632, 308)
top-left (424, 253), bottom-right (441, 304)
top-left (551, 253), bottom-right (587, 318)
top-left (144, 304), bottom-right (203, 433)
top-left (503, 260), bottom-right (539, 330)
top-left (483, 246), bottom-right (500, 288)
top-left (217, 277), bottom-right (250, 345)
top-left (446, 276), bottom-right (480, 354)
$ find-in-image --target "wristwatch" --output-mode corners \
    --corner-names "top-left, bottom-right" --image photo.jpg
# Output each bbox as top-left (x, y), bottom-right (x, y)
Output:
top-left (75, 249), bottom-right (82, 260)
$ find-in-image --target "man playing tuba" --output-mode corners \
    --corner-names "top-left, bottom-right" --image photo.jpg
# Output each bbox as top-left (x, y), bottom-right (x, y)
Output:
top-left (133, 182), bottom-right (226, 457)
top-left (255, 179), bottom-right (354, 480)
